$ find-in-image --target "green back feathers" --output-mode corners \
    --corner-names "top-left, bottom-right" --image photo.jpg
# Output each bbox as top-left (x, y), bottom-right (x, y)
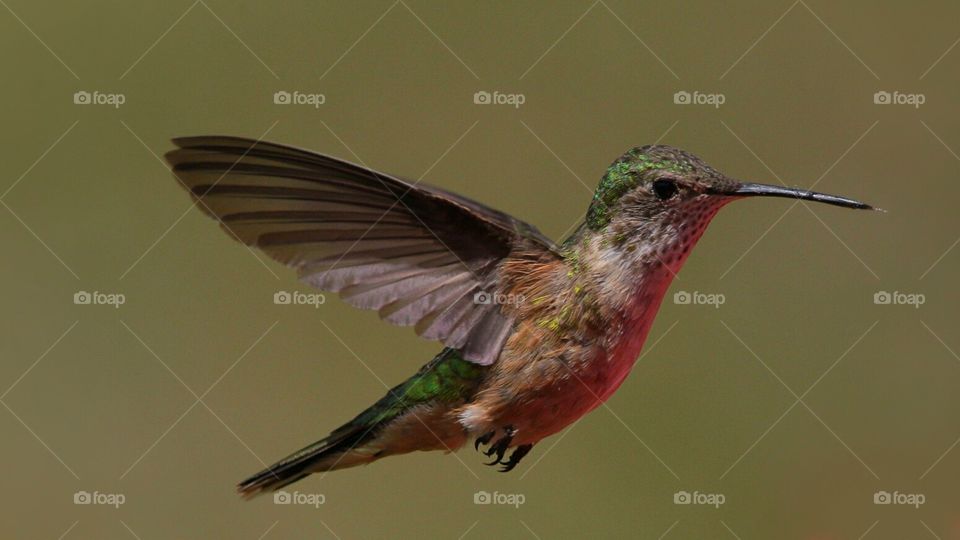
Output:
top-left (352, 348), bottom-right (485, 427)
top-left (397, 349), bottom-right (484, 402)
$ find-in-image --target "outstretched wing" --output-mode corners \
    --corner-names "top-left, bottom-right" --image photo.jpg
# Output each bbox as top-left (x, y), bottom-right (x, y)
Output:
top-left (165, 136), bottom-right (558, 365)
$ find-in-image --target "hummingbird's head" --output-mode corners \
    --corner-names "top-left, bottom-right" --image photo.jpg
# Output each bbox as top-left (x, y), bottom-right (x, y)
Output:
top-left (584, 145), bottom-right (873, 269)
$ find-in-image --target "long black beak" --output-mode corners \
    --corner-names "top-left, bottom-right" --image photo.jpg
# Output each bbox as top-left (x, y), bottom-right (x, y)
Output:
top-left (720, 182), bottom-right (875, 210)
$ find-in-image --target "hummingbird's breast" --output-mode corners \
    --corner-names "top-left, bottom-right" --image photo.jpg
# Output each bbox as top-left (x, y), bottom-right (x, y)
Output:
top-left (458, 232), bottom-right (685, 445)
top-left (458, 196), bottom-right (729, 446)
top-left (457, 308), bottom-right (660, 446)
top-left (457, 260), bottom-right (673, 446)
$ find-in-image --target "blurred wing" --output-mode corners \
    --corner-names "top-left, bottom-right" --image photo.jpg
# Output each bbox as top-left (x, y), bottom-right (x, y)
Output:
top-left (165, 136), bottom-right (558, 365)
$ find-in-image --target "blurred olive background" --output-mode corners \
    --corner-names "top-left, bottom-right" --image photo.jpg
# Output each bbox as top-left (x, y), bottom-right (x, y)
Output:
top-left (2, 1), bottom-right (959, 538)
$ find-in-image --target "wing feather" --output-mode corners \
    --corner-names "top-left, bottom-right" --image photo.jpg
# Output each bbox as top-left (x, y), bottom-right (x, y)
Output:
top-left (165, 136), bottom-right (558, 364)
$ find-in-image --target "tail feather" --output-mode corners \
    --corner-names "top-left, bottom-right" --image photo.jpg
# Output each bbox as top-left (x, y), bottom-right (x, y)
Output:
top-left (237, 424), bottom-right (374, 498)
top-left (236, 348), bottom-right (486, 499)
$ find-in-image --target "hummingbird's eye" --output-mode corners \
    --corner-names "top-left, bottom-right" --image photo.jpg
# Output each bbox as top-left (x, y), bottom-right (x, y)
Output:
top-left (652, 179), bottom-right (679, 201)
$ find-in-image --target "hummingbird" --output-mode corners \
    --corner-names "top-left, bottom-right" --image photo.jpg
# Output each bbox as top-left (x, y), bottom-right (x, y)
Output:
top-left (164, 137), bottom-right (874, 498)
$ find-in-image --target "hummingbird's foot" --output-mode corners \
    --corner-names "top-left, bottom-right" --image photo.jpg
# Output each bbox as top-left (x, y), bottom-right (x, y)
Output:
top-left (474, 430), bottom-right (495, 451)
top-left (478, 425), bottom-right (516, 466)
top-left (498, 444), bottom-right (533, 473)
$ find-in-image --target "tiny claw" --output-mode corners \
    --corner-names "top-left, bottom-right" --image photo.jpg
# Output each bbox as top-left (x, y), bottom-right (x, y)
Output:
top-left (498, 444), bottom-right (533, 473)
top-left (474, 431), bottom-right (494, 451)
top-left (481, 426), bottom-right (516, 465)
top-left (484, 442), bottom-right (507, 464)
